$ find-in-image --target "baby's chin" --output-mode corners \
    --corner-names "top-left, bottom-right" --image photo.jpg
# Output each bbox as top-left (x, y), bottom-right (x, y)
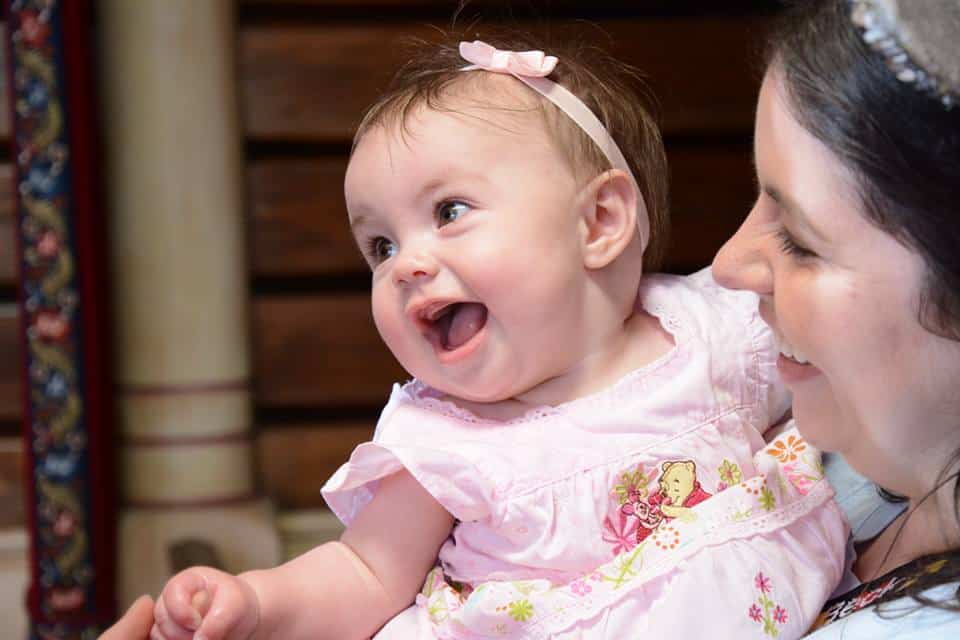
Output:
top-left (426, 381), bottom-right (518, 405)
top-left (419, 372), bottom-right (535, 407)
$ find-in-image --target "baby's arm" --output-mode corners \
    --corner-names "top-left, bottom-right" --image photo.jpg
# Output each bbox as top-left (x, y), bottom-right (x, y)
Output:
top-left (154, 469), bottom-right (454, 640)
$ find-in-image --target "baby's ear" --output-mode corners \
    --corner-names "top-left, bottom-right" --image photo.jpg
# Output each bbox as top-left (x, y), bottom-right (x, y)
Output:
top-left (579, 169), bottom-right (639, 269)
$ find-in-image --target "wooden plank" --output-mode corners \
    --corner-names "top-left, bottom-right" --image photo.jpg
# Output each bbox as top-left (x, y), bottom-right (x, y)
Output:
top-left (253, 294), bottom-right (407, 407)
top-left (240, 0), bottom-right (771, 11)
top-left (0, 164), bottom-right (16, 287)
top-left (666, 145), bottom-right (754, 271)
top-left (0, 313), bottom-right (20, 422)
top-left (248, 157), bottom-right (364, 276)
top-left (249, 145), bottom-right (754, 277)
top-left (0, 23), bottom-right (8, 141)
top-left (239, 17), bottom-right (769, 142)
top-left (258, 422), bottom-right (373, 508)
top-left (0, 438), bottom-right (24, 528)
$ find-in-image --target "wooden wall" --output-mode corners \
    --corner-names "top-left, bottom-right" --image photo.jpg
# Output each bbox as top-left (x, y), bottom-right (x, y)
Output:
top-left (0, 1), bottom-right (773, 520)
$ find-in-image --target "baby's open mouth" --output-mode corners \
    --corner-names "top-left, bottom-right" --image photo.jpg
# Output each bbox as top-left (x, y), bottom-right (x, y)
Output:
top-left (423, 302), bottom-right (489, 351)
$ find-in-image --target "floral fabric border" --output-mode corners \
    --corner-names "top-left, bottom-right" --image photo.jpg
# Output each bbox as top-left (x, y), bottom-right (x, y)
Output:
top-left (7, 0), bottom-right (116, 637)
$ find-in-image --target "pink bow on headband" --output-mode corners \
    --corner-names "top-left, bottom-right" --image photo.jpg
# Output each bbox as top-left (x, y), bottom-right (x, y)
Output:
top-left (459, 40), bottom-right (558, 77)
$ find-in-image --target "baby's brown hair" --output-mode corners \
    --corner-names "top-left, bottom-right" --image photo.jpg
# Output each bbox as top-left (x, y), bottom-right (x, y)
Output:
top-left (352, 31), bottom-right (671, 270)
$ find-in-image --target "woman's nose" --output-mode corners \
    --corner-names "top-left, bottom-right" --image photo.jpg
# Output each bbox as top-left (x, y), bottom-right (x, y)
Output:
top-left (711, 207), bottom-right (773, 296)
top-left (392, 247), bottom-right (439, 285)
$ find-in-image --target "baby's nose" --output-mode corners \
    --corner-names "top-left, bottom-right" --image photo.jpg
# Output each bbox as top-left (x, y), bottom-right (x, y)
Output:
top-left (392, 248), bottom-right (439, 285)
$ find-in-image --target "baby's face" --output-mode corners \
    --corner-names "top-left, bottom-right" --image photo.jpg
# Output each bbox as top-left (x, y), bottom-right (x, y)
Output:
top-left (344, 103), bottom-right (595, 403)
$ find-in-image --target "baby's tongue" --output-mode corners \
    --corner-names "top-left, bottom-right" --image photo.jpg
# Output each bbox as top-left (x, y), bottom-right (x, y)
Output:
top-left (444, 303), bottom-right (488, 350)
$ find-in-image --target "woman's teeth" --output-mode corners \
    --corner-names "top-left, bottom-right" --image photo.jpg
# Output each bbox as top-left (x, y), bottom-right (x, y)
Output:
top-left (776, 333), bottom-right (810, 365)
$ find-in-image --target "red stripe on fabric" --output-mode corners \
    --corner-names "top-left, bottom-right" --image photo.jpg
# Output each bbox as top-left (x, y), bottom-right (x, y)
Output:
top-left (4, 0), bottom-right (42, 625)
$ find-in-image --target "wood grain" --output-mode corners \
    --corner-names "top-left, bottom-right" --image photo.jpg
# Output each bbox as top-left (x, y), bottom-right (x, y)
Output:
top-left (257, 422), bottom-right (373, 508)
top-left (0, 438), bottom-right (24, 527)
top-left (0, 23), bottom-right (8, 141)
top-left (0, 314), bottom-right (20, 422)
top-left (252, 294), bottom-right (408, 408)
top-left (0, 164), bottom-right (15, 287)
top-left (239, 17), bottom-right (770, 143)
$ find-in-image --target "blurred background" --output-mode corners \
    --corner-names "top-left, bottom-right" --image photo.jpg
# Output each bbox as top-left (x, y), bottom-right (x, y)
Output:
top-left (0, 0), bottom-right (775, 636)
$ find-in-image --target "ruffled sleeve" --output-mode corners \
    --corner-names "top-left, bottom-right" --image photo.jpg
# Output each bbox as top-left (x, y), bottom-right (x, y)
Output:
top-left (321, 384), bottom-right (496, 526)
top-left (732, 276), bottom-right (793, 433)
top-left (655, 268), bottom-right (792, 435)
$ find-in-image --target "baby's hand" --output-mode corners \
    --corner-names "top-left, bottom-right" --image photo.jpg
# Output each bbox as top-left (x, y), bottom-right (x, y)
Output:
top-left (152, 567), bottom-right (260, 640)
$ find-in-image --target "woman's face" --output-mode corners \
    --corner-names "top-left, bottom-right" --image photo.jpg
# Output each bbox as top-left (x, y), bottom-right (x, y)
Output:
top-left (713, 69), bottom-right (960, 496)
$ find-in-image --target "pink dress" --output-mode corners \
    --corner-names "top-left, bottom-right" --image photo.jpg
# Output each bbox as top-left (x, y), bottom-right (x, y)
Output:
top-left (323, 270), bottom-right (848, 639)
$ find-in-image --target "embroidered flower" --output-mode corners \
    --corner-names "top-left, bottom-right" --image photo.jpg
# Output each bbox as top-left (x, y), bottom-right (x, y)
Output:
top-left (730, 500), bottom-right (753, 523)
top-left (507, 599), bottom-right (534, 622)
top-left (718, 459), bottom-right (743, 488)
top-left (781, 462), bottom-right (817, 495)
top-left (766, 434), bottom-right (807, 463)
top-left (613, 465), bottom-right (654, 505)
top-left (749, 572), bottom-right (788, 637)
top-left (602, 511), bottom-right (638, 555)
top-left (755, 572), bottom-right (772, 594)
top-left (759, 486), bottom-right (776, 512)
top-left (570, 580), bottom-right (592, 597)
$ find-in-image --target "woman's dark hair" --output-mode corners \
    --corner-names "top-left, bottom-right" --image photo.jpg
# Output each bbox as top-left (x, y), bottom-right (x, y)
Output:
top-left (767, 0), bottom-right (960, 611)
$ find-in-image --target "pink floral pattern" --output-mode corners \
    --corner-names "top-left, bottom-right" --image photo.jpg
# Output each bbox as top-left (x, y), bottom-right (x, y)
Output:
top-left (755, 572), bottom-right (772, 594)
top-left (602, 511), bottom-right (638, 555)
top-left (747, 571), bottom-right (789, 637)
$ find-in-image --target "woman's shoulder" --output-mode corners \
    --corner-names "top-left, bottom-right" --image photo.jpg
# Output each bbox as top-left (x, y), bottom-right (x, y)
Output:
top-left (804, 583), bottom-right (960, 639)
top-left (807, 550), bottom-right (960, 639)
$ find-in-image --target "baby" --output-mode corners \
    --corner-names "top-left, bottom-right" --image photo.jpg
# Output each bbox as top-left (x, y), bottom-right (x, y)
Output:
top-left (150, 36), bottom-right (848, 639)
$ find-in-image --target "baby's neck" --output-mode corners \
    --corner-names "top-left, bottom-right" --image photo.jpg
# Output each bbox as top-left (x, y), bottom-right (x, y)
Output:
top-left (449, 310), bottom-right (674, 421)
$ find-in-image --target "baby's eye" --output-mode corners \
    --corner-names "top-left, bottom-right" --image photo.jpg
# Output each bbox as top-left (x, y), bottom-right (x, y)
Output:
top-left (366, 236), bottom-right (396, 264)
top-left (436, 201), bottom-right (471, 227)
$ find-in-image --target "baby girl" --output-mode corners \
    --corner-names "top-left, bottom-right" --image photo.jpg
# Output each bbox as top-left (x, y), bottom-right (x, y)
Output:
top-left (149, 36), bottom-right (847, 639)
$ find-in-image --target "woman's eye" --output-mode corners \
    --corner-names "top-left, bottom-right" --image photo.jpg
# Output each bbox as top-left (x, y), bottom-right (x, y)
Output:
top-left (366, 236), bottom-right (396, 264)
top-left (775, 228), bottom-right (817, 259)
top-left (436, 201), bottom-right (471, 227)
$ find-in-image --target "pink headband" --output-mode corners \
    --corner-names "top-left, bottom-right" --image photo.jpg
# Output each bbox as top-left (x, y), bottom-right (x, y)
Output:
top-left (459, 40), bottom-right (650, 252)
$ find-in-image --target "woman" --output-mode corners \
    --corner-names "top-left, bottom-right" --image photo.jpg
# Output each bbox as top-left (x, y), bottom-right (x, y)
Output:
top-left (712, 0), bottom-right (960, 636)
top-left (99, 596), bottom-right (153, 640)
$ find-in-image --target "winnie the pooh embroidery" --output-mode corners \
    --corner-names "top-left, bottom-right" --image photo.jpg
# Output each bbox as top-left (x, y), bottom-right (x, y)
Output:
top-left (632, 460), bottom-right (713, 543)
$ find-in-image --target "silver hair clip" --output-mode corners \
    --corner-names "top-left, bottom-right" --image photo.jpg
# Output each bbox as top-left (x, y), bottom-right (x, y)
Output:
top-left (851, 0), bottom-right (959, 110)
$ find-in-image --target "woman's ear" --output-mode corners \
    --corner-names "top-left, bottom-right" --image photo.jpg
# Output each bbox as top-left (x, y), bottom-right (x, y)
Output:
top-left (579, 169), bottom-right (639, 269)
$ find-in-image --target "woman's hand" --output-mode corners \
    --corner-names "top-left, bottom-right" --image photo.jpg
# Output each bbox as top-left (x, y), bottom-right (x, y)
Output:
top-left (99, 595), bottom-right (155, 640)
top-left (152, 566), bottom-right (259, 640)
